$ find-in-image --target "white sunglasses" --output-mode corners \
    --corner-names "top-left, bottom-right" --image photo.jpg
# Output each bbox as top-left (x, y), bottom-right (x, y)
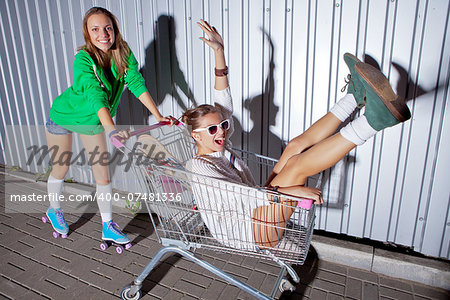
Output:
top-left (193, 119), bottom-right (230, 135)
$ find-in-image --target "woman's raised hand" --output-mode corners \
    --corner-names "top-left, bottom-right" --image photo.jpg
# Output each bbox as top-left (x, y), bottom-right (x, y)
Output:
top-left (198, 19), bottom-right (228, 89)
top-left (197, 19), bottom-right (224, 51)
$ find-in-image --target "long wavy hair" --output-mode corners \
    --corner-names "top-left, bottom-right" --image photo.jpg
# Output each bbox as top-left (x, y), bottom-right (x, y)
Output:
top-left (79, 7), bottom-right (129, 78)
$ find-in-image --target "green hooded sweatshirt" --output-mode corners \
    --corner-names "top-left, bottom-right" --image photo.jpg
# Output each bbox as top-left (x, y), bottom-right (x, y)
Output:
top-left (49, 48), bottom-right (148, 135)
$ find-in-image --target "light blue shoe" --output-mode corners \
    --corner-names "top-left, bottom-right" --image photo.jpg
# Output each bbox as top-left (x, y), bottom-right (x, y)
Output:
top-left (102, 221), bottom-right (130, 244)
top-left (45, 207), bottom-right (69, 236)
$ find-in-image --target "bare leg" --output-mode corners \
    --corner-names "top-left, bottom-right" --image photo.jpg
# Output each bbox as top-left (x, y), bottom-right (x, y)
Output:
top-left (79, 132), bottom-right (110, 185)
top-left (45, 130), bottom-right (73, 179)
top-left (80, 132), bottom-right (116, 224)
top-left (266, 112), bottom-right (341, 185)
top-left (253, 132), bottom-right (355, 247)
top-left (254, 113), bottom-right (347, 247)
top-left (271, 132), bottom-right (355, 187)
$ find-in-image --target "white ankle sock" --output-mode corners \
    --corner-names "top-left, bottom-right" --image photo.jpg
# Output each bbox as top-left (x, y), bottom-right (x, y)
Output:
top-left (96, 183), bottom-right (112, 223)
top-left (47, 174), bottom-right (63, 210)
top-left (330, 94), bottom-right (358, 122)
top-left (340, 115), bottom-right (378, 145)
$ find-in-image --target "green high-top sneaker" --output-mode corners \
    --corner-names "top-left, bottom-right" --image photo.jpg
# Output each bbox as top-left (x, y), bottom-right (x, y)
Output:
top-left (342, 53), bottom-right (366, 108)
top-left (355, 62), bottom-right (411, 131)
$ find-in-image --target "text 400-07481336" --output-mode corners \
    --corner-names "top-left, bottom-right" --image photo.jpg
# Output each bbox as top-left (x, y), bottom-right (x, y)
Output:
top-left (124, 193), bottom-right (182, 202)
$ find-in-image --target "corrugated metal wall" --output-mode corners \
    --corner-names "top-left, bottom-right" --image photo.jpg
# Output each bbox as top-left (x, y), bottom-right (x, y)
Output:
top-left (1, 0), bottom-right (449, 259)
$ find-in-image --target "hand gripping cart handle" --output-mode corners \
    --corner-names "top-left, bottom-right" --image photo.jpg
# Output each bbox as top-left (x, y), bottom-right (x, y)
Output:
top-left (110, 119), bottom-right (182, 150)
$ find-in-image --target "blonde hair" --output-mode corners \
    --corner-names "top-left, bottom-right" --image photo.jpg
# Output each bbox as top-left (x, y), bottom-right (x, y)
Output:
top-left (182, 105), bottom-right (222, 132)
top-left (79, 7), bottom-right (129, 78)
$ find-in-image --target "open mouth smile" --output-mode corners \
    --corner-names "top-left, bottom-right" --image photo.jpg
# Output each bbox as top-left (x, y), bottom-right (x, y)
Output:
top-left (214, 137), bottom-right (225, 146)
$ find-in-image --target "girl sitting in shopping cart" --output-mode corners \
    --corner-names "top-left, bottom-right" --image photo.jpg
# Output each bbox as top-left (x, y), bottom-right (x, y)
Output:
top-left (183, 20), bottom-right (410, 249)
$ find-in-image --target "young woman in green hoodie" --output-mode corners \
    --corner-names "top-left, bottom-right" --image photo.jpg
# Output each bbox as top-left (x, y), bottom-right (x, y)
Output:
top-left (44, 7), bottom-right (170, 249)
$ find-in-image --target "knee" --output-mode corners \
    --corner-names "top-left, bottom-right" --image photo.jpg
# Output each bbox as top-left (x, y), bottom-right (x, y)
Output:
top-left (286, 136), bottom-right (302, 150)
top-left (285, 154), bottom-right (308, 178)
top-left (286, 135), bottom-right (312, 154)
top-left (91, 165), bottom-right (110, 185)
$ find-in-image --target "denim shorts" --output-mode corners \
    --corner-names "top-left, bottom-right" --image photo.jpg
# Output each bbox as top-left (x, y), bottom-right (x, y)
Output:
top-left (45, 118), bottom-right (72, 135)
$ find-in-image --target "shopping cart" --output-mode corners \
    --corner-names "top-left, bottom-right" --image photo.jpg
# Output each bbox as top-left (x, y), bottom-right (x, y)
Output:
top-left (115, 122), bottom-right (316, 300)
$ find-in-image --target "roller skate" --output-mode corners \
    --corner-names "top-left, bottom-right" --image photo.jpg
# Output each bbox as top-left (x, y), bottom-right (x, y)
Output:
top-left (42, 207), bottom-right (69, 239)
top-left (100, 221), bottom-right (132, 254)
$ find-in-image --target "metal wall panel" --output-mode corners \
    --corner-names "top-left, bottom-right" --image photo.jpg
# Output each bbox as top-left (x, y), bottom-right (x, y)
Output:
top-left (1, 0), bottom-right (449, 259)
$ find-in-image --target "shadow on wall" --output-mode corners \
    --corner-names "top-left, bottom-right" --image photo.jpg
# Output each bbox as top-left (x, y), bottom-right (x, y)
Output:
top-left (116, 15), bottom-right (195, 127)
top-left (229, 30), bottom-right (286, 186)
top-left (141, 15), bottom-right (196, 112)
top-left (240, 30), bottom-right (284, 161)
top-left (363, 54), bottom-right (441, 103)
top-left (316, 54), bottom-right (437, 210)
top-left (110, 15), bottom-right (195, 181)
top-left (319, 54), bottom-right (445, 210)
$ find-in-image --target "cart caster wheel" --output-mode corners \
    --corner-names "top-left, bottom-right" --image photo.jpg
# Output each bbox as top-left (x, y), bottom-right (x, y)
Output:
top-left (120, 285), bottom-right (141, 300)
top-left (42, 216), bottom-right (48, 223)
top-left (100, 242), bottom-right (109, 251)
top-left (116, 245), bottom-right (124, 254)
top-left (279, 278), bottom-right (295, 293)
top-left (52, 231), bottom-right (59, 239)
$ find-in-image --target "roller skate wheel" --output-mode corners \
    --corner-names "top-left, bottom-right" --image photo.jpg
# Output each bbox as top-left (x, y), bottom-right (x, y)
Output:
top-left (42, 216), bottom-right (48, 223)
top-left (116, 245), bottom-right (124, 254)
top-left (100, 242), bottom-right (108, 251)
top-left (120, 285), bottom-right (141, 300)
top-left (52, 231), bottom-right (59, 239)
top-left (125, 243), bottom-right (132, 250)
top-left (61, 234), bottom-right (68, 239)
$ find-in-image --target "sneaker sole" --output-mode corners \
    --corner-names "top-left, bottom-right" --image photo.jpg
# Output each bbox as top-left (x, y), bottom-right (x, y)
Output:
top-left (355, 62), bottom-right (411, 122)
